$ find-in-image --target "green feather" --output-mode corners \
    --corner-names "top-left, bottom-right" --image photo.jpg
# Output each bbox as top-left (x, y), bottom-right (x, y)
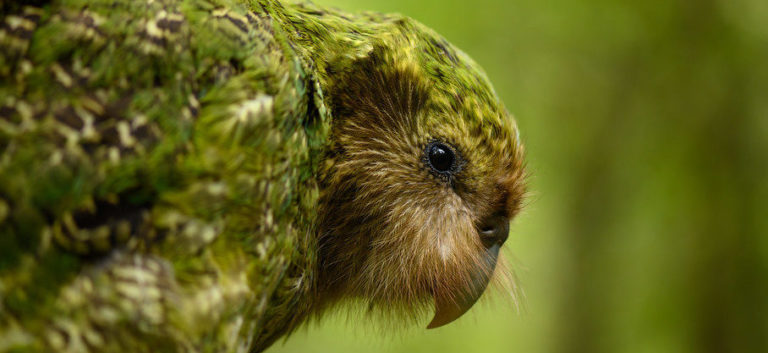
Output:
top-left (0, 0), bottom-right (523, 352)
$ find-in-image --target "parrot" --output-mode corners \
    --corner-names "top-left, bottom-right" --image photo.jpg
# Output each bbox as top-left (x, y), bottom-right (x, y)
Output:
top-left (0, 0), bottom-right (527, 352)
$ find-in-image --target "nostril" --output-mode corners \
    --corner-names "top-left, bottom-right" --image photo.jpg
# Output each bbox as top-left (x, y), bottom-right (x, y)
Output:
top-left (477, 215), bottom-right (510, 247)
top-left (480, 225), bottom-right (495, 234)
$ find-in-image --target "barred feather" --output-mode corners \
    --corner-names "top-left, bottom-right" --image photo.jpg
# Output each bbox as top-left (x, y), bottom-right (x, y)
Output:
top-left (0, 1), bottom-right (525, 352)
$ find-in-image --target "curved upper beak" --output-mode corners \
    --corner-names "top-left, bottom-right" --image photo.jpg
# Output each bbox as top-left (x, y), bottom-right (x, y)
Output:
top-left (426, 243), bottom-right (501, 329)
top-left (427, 215), bottom-right (509, 329)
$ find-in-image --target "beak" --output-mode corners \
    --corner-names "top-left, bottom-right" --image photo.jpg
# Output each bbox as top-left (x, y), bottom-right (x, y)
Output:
top-left (426, 243), bottom-right (500, 329)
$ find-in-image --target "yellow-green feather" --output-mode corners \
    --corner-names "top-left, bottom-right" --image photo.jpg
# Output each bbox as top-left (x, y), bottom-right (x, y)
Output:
top-left (1, 0), bottom-right (327, 351)
top-left (0, 0), bottom-right (522, 351)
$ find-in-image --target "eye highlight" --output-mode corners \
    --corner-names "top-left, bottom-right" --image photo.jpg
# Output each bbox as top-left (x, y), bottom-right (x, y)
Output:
top-left (424, 140), bottom-right (460, 178)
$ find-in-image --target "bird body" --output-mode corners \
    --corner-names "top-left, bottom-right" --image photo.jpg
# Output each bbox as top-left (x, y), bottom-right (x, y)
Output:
top-left (0, 1), bottom-right (526, 352)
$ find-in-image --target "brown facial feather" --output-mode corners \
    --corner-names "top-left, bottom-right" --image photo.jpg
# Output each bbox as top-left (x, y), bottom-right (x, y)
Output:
top-left (314, 43), bottom-right (526, 325)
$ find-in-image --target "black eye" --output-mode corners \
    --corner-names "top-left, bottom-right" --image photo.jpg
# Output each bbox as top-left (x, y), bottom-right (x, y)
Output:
top-left (427, 141), bottom-right (456, 173)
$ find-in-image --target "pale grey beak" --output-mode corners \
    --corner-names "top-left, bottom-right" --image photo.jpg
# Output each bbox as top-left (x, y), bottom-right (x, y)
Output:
top-left (426, 243), bottom-right (500, 329)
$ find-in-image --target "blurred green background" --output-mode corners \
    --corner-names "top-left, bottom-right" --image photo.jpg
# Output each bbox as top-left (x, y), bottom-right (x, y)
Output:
top-left (270, 0), bottom-right (768, 352)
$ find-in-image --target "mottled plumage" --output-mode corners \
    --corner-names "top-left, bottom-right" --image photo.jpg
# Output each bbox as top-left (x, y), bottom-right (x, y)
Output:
top-left (0, 0), bottom-right (526, 352)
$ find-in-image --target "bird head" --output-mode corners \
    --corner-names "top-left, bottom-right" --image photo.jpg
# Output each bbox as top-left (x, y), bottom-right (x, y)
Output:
top-left (302, 8), bottom-right (527, 329)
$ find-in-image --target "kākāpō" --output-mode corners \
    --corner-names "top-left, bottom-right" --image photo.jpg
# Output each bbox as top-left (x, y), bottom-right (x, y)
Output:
top-left (0, 0), bottom-right (527, 351)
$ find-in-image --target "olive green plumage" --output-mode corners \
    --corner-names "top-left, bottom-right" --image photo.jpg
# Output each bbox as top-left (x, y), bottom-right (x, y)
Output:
top-left (0, 0), bottom-right (526, 352)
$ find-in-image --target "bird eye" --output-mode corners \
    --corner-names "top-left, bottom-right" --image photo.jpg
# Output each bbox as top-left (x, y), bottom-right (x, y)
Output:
top-left (426, 141), bottom-right (456, 173)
